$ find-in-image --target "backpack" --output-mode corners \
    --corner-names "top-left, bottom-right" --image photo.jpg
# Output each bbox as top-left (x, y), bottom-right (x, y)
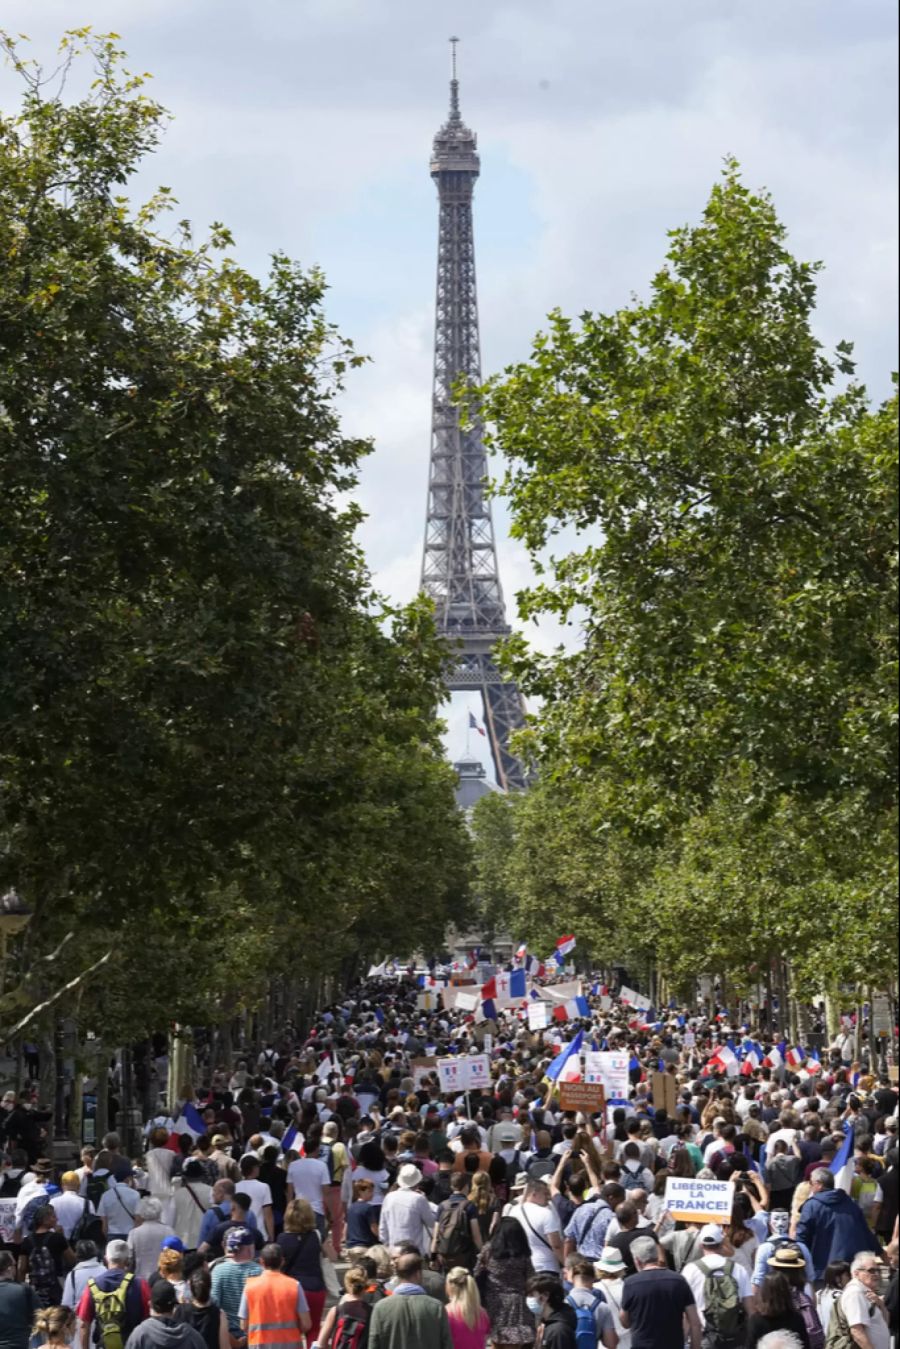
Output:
top-left (332, 1298), bottom-right (372, 1349)
top-left (566, 1291), bottom-right (602, 1349)
top-left (71, 1196), bottom-right (105, 1246)
top-left (823, 1297), bottom-right (854, 1349)
top-left (435, 1197), bottom-right (476, 1265)
top-left (89, 1273), bottom-right (133, 1349)
top-left (27, 1234), bottom-right (62, 1308)
top-left (697, 1258), bottom-right (745, 1345)
top-left (318, 1142), bottom-right (336, 1182)
top-left (793, 1289), bottom-right (825, 1349)
top-left (621, 1165), bottom-right (645, 1192)
top-left (85, 1170), bottom-right (110, 1209)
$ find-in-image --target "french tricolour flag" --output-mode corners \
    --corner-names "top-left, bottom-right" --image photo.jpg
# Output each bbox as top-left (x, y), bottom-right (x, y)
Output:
top-left (741, 1048), bottom-right (761, 1077)
top-left (708, 1045), bottom-right (740, 1077)
top-left (556, 935), bottom-right (576, 957)
top-left (830, 1122), bottom-right (854, 1194)
top-left (515, 943), bottom-right (528, 961)
top-left (553, 995), bottom-right (590, 1021)
top-left (763, 1042), bottom-right (785, 1070)
top-left (786, 1046), bottom-right (806, 1069)
top-left (172, 1102), bottom-right (206, 1140)
top-left (806, 1049), bottom-right (823, 1075)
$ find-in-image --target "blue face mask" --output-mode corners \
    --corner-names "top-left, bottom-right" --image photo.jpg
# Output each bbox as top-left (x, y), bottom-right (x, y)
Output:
top-left (526, 1296), bottom-right (543, 1317)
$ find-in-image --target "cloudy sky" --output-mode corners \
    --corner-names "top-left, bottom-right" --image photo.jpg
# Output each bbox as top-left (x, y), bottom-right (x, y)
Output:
top-left (4, 0), bottom-right (897, 780)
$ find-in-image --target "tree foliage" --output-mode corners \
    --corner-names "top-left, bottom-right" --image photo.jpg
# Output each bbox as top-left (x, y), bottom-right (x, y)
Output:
top-left (470, 162), bottom-right (897, 996)
top-left (0, 30), bottom-right (471, 1043)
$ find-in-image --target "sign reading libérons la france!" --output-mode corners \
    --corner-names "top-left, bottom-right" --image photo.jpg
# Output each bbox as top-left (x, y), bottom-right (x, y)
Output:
top-left (664, 1177), bottom-right (734, 1223)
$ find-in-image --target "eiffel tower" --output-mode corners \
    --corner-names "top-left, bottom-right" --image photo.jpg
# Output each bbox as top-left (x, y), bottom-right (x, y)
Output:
top-left (420, 39), bottom-right (528, 791)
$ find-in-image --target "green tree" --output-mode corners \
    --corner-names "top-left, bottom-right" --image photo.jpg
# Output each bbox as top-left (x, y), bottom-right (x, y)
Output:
top-left (475, 162), bottom-right (897, 997)
top-left (0, 30), bottom-right (470, 1052)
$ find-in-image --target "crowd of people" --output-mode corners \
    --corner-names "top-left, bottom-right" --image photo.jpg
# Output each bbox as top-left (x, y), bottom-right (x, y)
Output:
top-left (0, 965), bottom-right (897, 1349)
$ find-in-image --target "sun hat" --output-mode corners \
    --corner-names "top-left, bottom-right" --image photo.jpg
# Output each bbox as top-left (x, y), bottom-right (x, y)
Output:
top-left (225, 1227), bottom-right (255, 1254)
top-left (767, 1244), bottom-right (806, 1269)
top-left (699, 1224), bottom-right (725, 1247)
top-left (596, 1246), bottom-right (627, 1273)
top-left (31, 1158), bottom-right (53, 1175)
top-left (210, 1134), bottom-right (228, 1147)
top-left (397, 1164), bottom-right (423, 1189)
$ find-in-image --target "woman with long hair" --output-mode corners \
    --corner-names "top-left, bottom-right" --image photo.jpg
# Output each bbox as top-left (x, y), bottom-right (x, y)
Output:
top-left (144, 1125), bottom-right (177, 1221)
top-left (354, 1140), bottom-right (389, 1201)
top-left (473, 1216), bottom-right (535, 1349)
top-left (276, 1198), bottom-right (334, 1342)
top-left (768, 1245), bottom-right (823, 1344)
top-left (469, 1172), bottom-right (500, 1247)
top-left (744, 1272), bottom-right (812, 1347)
top-left (445, 1266), bottom-right (490, 1349)
top-left (156, 1247), bottom-right (189, 1303)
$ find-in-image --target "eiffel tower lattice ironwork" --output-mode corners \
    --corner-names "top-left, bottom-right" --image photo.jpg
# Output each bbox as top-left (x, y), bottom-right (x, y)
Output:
top-left (420, 39), bottom-right (528, 791)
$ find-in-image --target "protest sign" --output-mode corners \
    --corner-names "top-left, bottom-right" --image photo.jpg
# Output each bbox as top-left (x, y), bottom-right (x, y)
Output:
top-left (437, 1055), bottom-right (491, 1093)
top-left (528, 1001), bottom-right (550, 1031)
top-left (483, 1034), bottom-right (493, 1056)
top-left (559, 1081), bottom-right (606, 1114)
top-left (664, 1177), bottom-right (733, 1223)
top-left (682, 1029), bottom-right (696, 1049)
top-left (620, 987), bottom-right (652, 1011)
top-left (454, 992), bottom-right (478, 1012)
top-left (0, 1197), bottom-right (16, 1242)
top-left (651, 1071), bottom-right (678, 1115)
top-left (541, 980), bottom-right (584, 1003)
top-left (410, 1057), bottom-right (437, 1087)
top-left (584, 1051), bottom-right (631, 1101)
top-left (416, 992), bottom-right (437, 1012)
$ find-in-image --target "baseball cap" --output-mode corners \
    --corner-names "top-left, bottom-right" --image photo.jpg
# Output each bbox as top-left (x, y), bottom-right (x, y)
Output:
top-left (150, 1281), bottom-right (177, 1313)
top-left (699, 1224), bottom-right (724, 1247)
top-left (160, 1235), bottom-right (185, 1252)
top-left (225, 1227), bottom-right (255, 1254)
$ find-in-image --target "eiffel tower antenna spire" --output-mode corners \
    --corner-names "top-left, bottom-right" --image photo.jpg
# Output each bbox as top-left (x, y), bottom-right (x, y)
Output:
top-left (421, 43), bottom-right (528, 791)
top-left (449, 36), bottom-right (460, 120)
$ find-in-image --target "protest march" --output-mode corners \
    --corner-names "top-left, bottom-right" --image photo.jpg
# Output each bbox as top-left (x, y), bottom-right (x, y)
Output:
top-left (1, 935), bottom-right (897, 1349)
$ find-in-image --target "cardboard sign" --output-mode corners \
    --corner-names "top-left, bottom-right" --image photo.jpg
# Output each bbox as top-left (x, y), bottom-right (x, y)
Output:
top-left (410, 1057), bottom-right (437, 1087)
top-left (872, 994), bottom-right (893, 1039)
top-left (528, 1001), bottom-right (550, 1031)
top-left (0, 1196), bottom-right (16, 1242)
top-left (651, 1070), bottom-right (678, 1116)
top-left (417, 992), bottom-right (437, 1012)
top-left (682, 1030), bottom-right (696, 1049)
top-left (559, 1081), bottom-right (606, 1115)
top-left (584, 1051), bottom-right (631, 1101)
top-left (437, 1054), bottom-right (491, 1093)
top-left (454, 992), bottom-right (478, 1012)
top-left (664, 1177), bottom-right (733, 1223)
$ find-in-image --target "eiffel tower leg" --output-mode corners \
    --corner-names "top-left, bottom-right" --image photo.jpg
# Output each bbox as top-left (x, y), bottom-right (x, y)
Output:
top-left (483, 679), bottom-right (528, 791)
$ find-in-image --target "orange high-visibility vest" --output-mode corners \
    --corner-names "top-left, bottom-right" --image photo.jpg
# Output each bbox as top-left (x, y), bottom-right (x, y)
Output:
top-left (242, 1270), bottom-right (305, 1349)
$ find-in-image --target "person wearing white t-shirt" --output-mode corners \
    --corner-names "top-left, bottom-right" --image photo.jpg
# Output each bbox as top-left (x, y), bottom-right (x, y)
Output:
top-left (682, 1224), bottom-right (754, 1330)
top-left (840, 1254), bottom-right (891, 1349)
top-left (510, 1179), bottom-right (563, 1274)
top-left (286, 1154), bottom-right (331, 1234)
top-left (238, 1157), bottom-right (273, 1240)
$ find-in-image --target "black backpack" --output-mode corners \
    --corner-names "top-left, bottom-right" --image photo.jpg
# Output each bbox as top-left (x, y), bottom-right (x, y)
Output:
top-left (27, 1233), bottom-right (62, 1308)
top-left (85, 1170), bottom-right (110, 1209)
top-left (71, 1196), bottom-right (105, 1246)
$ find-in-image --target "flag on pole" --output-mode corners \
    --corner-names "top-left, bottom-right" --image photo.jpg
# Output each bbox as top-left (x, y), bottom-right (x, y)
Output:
top-left (762, 1043), bottom-right (785, 1070)
top-left (281, 1123), bottom-right (299, 1153)
top-left (543, 1030), bottom-right (585, 1085)
top-left (515, 943), bottom-right (528, 961)
top-left (556, 935), bottom-right (576, 957)
top-left (468, 711), bottom-right (486, 738)
top-left (786, 1046), bottom-right (806, 1069)
top-left (806, 1049), bottom-right (823, 1075)
top-left (830, 1123), bottom-right (854, 1194)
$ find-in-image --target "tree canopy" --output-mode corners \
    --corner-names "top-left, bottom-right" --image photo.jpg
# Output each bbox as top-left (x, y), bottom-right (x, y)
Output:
top-left (471, 162), bottom-right (897, 1006)
top-left (0, 30), bottom-right (471, 1045)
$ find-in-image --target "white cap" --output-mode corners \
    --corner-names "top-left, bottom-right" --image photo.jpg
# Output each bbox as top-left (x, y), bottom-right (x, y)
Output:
top-left (700, 1224), bottom-right (725, 1246)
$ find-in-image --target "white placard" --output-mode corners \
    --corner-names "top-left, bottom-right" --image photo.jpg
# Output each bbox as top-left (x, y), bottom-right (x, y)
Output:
top-left (455, 992), bottom-right (478, 1012)
top-left (598, 995), bottom-right (612, 1012)
top-left (584, 1051), bottom-right (631, 1101)
top-left (682, 1030), bottom-right (696, 1049)
top-left (483, 1034), bottom-right (493, 1056)
top-left (0, 1196), bottom-right (16, 1242)
top-left (437, 1054), bottom-right (490, 1092)
top-left (664, 1177), bottom-right (734, 1223)
top-left (528, 1001), bottom-right (550, 1030)
top-left (620, 987), bottom-right (652, 1011)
